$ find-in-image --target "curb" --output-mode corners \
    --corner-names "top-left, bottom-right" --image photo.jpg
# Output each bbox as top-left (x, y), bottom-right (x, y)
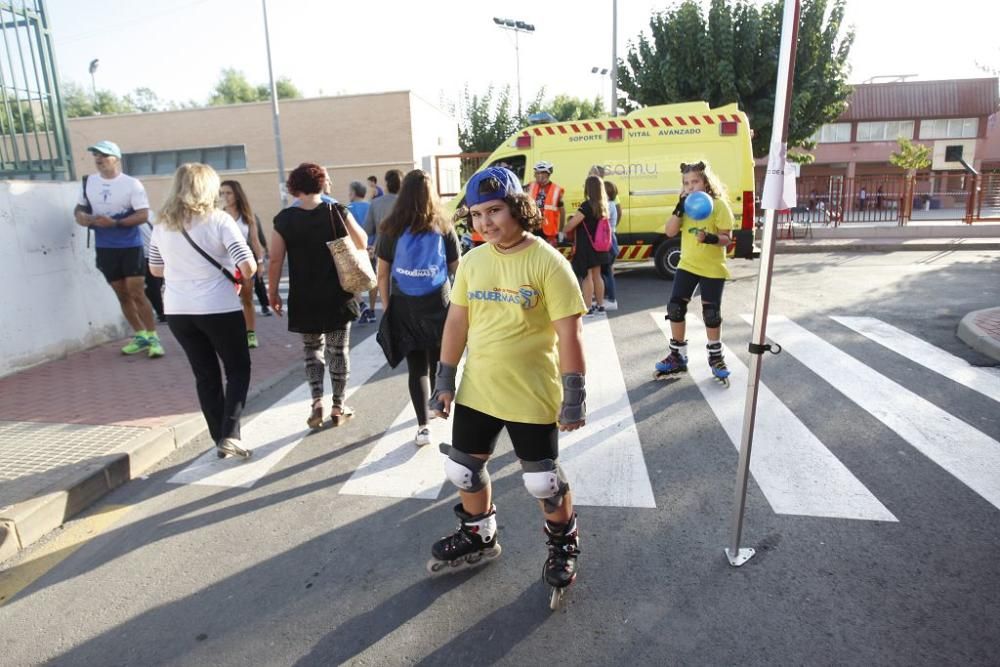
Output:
top-left (775, 238), bottom-right (1000, 254)
top-left (0, 362), bottom-right (301, 564)
top-left (957, 308), bottom-right (1000, 363)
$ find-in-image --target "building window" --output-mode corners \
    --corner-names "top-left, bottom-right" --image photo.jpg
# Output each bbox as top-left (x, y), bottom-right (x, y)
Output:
top-left (810, 123), bottom-right (851, 143)
top-left (918, 118), bottom-right (978, 140)
top-left (856, 120), bottom-right (915, 142)
top-left (122, 145), bottom-right (247, 176)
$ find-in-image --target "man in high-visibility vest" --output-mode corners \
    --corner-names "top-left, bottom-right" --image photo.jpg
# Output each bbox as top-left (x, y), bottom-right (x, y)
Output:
top-left (527, 161), bottom-right (565, 246)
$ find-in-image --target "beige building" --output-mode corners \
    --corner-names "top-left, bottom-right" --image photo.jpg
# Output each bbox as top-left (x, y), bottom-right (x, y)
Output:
top-left (67, 90), bottom-right (461, 233)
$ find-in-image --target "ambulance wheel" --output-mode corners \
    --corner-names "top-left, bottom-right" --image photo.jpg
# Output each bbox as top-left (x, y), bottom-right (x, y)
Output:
top-left (654, 240), bottom-right (681, 280)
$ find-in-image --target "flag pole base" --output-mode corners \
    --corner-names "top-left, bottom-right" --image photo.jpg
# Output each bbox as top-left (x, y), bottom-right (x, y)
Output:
top-left (724, 547), bottom-right (756, 567)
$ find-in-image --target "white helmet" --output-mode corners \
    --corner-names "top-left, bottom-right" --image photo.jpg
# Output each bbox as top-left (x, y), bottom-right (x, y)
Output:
top-left (534, 160), bottom-right (554, 174)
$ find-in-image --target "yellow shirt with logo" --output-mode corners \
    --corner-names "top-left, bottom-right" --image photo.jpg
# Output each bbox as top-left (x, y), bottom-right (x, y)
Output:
top-left (451, 239), bottom-right (587, 424)
top-left (677, 196), bottom-right (735, 279)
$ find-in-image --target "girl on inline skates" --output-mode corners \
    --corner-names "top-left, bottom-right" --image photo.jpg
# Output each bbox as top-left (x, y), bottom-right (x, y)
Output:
top-left (426, 166), bottom-right (588, 608)
top-left (655, 161), bottom-right (735, 386)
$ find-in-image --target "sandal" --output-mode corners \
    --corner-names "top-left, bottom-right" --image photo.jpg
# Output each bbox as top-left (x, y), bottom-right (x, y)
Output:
top-left (329, 405), bottom-right (355, 427)
top-left (307, 399), bottom-right (324, 430)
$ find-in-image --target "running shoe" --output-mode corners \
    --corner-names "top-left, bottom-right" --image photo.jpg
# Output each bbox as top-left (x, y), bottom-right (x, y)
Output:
top-left (121, 334), bottom-right (151, 355)
top-left (147, 336), bottom-right (165, 358)
top-left (247, 331), bottom-right (259, 349)
top-left (415, 427), bottom-right (431, 447)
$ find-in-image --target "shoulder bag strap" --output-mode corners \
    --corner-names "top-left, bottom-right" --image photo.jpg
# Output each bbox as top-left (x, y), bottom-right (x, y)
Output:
top-left (328, 202), bottom-right (348, 239)
top-left (82, 175), bottom-right (92, 248)
top-left (180, 226), bottom-right (239, 284)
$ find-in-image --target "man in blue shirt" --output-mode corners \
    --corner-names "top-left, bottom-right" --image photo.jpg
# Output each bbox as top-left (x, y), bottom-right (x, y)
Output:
top-left (347, 181), bottom-right (376, 323)
top-left (73, 140), bottom-right (164, 358)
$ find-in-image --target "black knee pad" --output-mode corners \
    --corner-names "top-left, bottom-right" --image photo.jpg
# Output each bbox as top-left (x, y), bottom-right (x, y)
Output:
top-left (666, 298), bottom-right (688, 323)
top-left (702, 303), bottom-right (722, 328)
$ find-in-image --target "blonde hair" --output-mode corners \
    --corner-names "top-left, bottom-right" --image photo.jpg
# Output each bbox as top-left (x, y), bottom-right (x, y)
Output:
top-left (584, 175), bottom-right (609, 219)
top-left (158, 163), bottom-right (222, 231)
top-left (680, 160), bottom-right (729, 200)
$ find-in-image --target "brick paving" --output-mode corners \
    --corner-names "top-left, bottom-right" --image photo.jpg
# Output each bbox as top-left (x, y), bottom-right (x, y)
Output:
top-left (973, 309), bottom-right (1000, 338)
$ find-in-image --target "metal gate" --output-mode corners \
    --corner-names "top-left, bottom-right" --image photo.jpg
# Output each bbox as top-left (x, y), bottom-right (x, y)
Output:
top-left (434, 152), bottom-right (490, 199)
top-left (0, 0), bottom-right (73, 181)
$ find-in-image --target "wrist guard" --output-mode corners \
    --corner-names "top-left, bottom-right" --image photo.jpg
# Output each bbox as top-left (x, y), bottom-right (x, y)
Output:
top-left (428, 362), bottom-right (458, 412)
top-left (702, 232), bottom-right (720, 245)
top-left (559, 372), bottom-right (586, 424)
top-left (672, 194), bottom-right (687, 218)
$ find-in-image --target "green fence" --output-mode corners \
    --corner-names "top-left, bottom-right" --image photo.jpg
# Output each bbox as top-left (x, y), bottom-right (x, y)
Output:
top-left (0, 0), bottom-right (73, 181)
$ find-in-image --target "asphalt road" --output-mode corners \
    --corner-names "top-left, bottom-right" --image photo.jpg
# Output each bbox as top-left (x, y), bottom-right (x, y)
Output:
top-left (1, 248), bottom-right (999, 667)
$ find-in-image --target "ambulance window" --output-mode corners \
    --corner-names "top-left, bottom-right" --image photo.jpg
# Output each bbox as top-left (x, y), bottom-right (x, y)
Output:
top-left (489, 156), bottom-right (525, 182)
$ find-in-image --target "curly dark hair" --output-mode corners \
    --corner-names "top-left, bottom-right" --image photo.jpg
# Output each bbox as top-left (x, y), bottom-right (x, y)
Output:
top-left (453, 193), bottom-right (541, 232)
top-left (286, 162), bottom-right (326, 196)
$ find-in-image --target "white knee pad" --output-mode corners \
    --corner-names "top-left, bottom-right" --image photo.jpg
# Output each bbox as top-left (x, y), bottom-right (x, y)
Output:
top-left (521, 459), bottom-right (570, 512)
top-left (441, 443), bottom-right (489, 492)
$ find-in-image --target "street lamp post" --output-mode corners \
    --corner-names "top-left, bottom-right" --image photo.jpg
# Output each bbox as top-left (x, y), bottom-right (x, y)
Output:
top-left (261, 0), bottom-right (287, 207)
top-left (591, 66), bottom-right (609, 111)
top-left (492, 17), bottom-right (535, 119)
top-left (88, 58), bottom-right (99, 105)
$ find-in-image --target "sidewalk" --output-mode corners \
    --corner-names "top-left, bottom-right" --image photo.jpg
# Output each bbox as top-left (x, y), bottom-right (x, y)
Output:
top-left (3, 229), bottom-right (998, 565)
top-left (0, 314), bottom-right (307, 562)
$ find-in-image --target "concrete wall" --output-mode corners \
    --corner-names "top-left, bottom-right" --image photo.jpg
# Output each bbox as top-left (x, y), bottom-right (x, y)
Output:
top-left (0, 181), bottom-right (127, 378)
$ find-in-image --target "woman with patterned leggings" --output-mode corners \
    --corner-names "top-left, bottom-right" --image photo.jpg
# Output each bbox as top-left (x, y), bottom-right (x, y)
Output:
top-left (268, 163), bottom-right (368, 428)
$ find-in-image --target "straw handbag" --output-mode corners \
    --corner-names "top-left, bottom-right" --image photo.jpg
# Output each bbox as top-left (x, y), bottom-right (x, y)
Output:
top-left (326, 203), bottom-right (376, 294)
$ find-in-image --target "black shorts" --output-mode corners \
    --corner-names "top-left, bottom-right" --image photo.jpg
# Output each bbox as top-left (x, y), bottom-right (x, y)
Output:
top-left (96, 246), bottom-right (145, 283)
top-left (670, 268), bottom-right (725, 304)
top-left (452, 403), bottom-right (558, 463)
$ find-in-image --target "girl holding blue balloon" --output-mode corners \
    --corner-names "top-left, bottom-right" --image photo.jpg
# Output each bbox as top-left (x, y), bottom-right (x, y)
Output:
top-left (654, 161), bottom-right (734, 386)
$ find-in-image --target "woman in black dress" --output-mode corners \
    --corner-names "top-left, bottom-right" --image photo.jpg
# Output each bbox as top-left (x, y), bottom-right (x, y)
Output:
top-left (564, 175), bottom-right (611, 314)
top-left (267, 163), bottom-right (368, 429)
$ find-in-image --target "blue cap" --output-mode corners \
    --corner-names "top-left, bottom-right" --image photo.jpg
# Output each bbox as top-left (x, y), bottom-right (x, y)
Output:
top-left (87, 140), bottom-right (121, 158)
top-left (465, 167), bottom-right (522, 207)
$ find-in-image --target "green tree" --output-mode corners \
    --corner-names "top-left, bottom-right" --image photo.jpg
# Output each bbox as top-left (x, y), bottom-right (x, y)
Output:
top-left (455, 85), bottom-right (520, 153)
top-left (541, 94), bottom-right (606, 122)
top-left (210, 68), bottom-right (302, 106)
top-left (619, 0), bottom-right (854, 157)
top-left (889, 137), bottom-right (932, 221)
top-left (0, 100), bottom-right (46, 133)
top-left (124, 87), bottom-right (162, 112)
top-left (61, 81), bottom-right (137, 117)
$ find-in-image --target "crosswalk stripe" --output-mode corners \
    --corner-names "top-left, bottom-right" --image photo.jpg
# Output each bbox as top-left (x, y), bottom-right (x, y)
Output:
top-left (339, 364), bottom-right (468, 499)
top-left (651, 314), bottom-right (896, 521)
top-left (831, 316), bottom-right (1000, 404)
top-left (754, 315), bottom-right (1000, 511)
top-left (167, 331), bottom-right (386, 488)
top-left (561, 315), bottom-right (656, 508)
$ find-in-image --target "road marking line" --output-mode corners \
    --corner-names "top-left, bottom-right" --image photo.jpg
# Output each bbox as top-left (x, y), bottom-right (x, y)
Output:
top-left (0, 504), bottom-right (131, 607)
top-left (561, 315), bottom-right (656, 508)
top-left (652, 314), bottom-right (895, 521)
top-left (339, 364), bottom-right (468, 499)
top-left (831, 316), bottom-right (1000, 404)
top-left (754, 315), bottom-right (1000, 511)
top-left (168, 332), bottom-right (386, 488)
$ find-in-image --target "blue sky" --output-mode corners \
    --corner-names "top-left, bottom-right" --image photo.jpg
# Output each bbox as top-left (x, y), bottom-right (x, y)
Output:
top-left (45, 0), bottom-right (998, 112)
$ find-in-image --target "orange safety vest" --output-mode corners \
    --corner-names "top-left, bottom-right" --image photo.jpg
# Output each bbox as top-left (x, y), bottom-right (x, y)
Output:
top-left (528, 181), bottom-right (564, 238)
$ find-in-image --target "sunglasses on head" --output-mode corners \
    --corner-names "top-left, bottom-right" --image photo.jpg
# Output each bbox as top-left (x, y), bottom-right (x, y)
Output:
top-left (680, 161), bottom-right (706, 173)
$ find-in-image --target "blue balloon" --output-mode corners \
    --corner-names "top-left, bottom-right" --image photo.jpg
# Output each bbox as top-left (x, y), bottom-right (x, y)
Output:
top-left (684, 191), bottom-right (714, 221)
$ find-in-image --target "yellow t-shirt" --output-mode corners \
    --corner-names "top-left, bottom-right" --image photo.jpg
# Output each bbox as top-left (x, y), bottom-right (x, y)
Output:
top-left (677, 197), bottom-right (735, 279)
top-left (451, 239), bottom-right (587, 424)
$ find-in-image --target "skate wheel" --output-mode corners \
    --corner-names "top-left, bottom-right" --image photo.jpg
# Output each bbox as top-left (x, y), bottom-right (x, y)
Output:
top-left (426, 560), bottom-right (446, 574)
top-left (216, 450), bottom-right (227, 459)
top-left (549, 586), bottom-right (564, 611)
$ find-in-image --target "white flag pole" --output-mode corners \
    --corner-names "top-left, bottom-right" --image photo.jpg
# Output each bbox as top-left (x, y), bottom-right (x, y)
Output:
top-left (724, 0), bottom-right (801, 568)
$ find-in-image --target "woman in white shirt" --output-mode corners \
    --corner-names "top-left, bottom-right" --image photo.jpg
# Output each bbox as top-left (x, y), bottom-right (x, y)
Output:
top-left (148, 163), bottom-right (257, 459)
top-left (219, 179), bottom-right (265, 348)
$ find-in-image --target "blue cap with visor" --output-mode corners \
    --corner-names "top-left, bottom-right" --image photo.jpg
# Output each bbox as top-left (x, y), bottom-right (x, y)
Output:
top-left (464, 167), bottom-right (523, 207)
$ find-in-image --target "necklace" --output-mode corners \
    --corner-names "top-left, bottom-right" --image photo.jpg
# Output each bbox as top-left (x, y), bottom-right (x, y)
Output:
top-left (496, 234), bottom-right (529, 251)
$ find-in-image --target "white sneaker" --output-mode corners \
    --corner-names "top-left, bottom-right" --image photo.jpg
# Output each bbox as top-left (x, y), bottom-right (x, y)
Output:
top-left (415, 427), bottom-right (431, 447)
top-left (604, 299), bottom-right (618, 311)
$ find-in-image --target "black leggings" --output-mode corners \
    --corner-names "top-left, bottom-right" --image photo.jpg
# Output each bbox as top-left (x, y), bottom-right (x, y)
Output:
top-left (253, 273), bottom-right (270, 311)
top-left (406, 348), bottom-right (440, 426)
top-left (168, 311), bottom-right (251, 444)
top-left (144, 265), bottom-right (164, 318)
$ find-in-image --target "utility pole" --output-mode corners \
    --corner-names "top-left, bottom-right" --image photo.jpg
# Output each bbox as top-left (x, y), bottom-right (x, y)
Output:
top-left (611, 0), bottom-right (618, 116)
top-left (262, 0), bottom-right (287, 207)
top-left (88, 58), bottom-right (99, 105)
